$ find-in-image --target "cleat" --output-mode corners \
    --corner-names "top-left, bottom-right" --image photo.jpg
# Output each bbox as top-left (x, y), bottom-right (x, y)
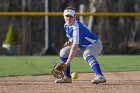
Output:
top-left (55, 76), bottom-right (72, 83)
top-left (91, 74), bottom-right (106, 84)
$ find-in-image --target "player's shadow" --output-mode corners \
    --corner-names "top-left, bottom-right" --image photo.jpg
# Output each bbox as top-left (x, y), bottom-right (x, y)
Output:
top-left (103, 80), bottom-right (140, 86)
top-left (75, 80), bottom-right (140, 85)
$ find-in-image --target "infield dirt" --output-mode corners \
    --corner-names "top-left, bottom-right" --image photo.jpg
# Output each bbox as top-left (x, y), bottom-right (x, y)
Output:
top-left (0, 71), bottom-right (140, 93)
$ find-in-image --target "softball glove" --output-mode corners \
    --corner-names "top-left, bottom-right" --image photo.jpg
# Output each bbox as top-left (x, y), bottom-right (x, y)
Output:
top-left (51, 63), bottom-right (67, 79)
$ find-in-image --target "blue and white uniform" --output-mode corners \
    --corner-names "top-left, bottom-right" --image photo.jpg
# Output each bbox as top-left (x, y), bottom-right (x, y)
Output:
top-left (55, 7), bottom-right (106, 83)
top-left (60, 19), bottom-right (103, 78)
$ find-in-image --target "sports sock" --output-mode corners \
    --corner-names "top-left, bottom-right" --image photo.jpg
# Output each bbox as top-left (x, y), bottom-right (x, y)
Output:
top-left (86, 55), bottom-right (103, 75)
top-left (60, 56), bottom-right (71, 78)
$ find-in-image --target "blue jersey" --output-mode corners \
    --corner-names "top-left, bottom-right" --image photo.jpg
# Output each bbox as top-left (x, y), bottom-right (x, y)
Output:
top-left (64, 20), bottom-right (99, 48)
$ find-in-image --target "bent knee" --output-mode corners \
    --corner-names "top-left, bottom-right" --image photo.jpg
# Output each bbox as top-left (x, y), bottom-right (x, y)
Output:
top-left (83, 51), bottom-right (91, 60)
top-left (59, 46), bottom-right (71, 58)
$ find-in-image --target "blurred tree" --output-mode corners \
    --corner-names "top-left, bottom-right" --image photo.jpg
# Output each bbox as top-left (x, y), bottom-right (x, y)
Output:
top-left (3, 24), bottom-right (18, 45)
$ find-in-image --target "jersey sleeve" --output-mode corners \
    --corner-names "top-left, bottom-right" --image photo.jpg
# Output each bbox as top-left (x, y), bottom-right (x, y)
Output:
top-left (72, 26), bottom-right (79, 44)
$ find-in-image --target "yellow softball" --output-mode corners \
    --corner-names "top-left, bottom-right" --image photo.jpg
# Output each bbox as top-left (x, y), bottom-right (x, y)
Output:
top-left (71, 72), bottom-right (78, 80)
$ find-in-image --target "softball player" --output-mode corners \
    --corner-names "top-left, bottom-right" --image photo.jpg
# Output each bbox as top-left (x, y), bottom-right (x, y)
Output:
top-left (55, 7), bottom-right (106, 84)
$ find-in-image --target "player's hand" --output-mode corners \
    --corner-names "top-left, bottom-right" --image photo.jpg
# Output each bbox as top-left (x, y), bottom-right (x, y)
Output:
top-left (64, 41), bottom-right (72, 46)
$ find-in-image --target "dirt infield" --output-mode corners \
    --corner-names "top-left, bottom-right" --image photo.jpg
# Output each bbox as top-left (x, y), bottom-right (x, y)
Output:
top-left (0, 71), bottom-right (140, 93)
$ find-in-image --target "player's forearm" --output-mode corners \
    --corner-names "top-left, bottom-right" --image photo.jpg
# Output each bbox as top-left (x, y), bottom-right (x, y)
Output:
top-left (66, 44), bottom-right (78, 65)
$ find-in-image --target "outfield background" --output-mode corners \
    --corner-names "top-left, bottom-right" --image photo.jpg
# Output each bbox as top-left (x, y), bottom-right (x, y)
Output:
top-left (0, 0), bottom-right (140, 55)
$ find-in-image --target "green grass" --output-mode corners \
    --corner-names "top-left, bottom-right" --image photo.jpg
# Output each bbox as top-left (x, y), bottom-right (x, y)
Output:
top-left (98, 55), bottom-right (140, 72)
top-left (0, 55), bottom-right (140, 77)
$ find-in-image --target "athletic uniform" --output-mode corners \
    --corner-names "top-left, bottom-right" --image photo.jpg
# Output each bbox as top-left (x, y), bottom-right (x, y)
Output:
top-left (55, 7), bottom-right (106, 84)
top-left (60, 20), bottom-right (103, 78)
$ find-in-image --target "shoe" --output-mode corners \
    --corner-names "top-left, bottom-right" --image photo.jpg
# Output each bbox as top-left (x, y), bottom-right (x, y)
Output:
top-left (91, 74), bottom-right (106, 84)
top-left (55, 76), bottom-right (72, 83)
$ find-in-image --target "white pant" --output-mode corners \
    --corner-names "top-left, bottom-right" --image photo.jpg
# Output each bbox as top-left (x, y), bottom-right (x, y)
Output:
top-left (60, 39), bottom-right (103, 59)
